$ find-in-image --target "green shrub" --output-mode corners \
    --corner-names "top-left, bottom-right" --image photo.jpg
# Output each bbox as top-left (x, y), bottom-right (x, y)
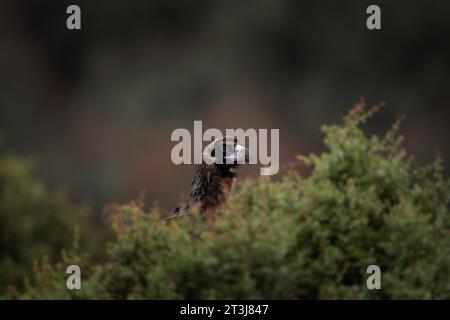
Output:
top-left (0, 147), bottom-right (105, 296)
top-left (11, 103), bottom-right (450, 299)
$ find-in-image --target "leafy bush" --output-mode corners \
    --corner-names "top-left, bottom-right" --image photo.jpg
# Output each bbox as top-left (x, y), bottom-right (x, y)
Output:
top-left (10, 103), bottom-right (450, 299)
top-left (0, 146), bottom-right (105, 295)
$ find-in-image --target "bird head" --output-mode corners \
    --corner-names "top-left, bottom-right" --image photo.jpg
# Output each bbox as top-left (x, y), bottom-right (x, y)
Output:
top-left (203, 136), bottom-right (250, 171)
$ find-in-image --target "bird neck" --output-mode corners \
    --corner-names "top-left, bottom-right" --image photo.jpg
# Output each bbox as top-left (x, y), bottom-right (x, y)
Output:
top-left (190, 163), bottom-right (236, 211)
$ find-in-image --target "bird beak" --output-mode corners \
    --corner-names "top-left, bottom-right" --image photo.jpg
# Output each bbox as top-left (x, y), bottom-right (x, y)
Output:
top-left (224, 144), bottom-right (250, 164)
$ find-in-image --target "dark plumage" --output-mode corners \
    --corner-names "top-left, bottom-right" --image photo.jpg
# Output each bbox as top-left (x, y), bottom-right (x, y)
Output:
top-left (163, 136), bottom-right (250, 221)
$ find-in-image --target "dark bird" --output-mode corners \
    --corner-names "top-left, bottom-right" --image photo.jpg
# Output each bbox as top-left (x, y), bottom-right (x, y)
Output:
top-left (163, 136), bottom-right (250, 221)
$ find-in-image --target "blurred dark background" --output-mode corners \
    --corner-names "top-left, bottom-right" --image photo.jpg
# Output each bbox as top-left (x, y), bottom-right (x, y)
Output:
top-left (0, 0), bottom-right (449, 212)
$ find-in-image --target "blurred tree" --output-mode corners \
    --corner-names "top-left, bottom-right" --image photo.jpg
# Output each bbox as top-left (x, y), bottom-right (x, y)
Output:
top-left (0, 141), bottom-right (108, 295)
